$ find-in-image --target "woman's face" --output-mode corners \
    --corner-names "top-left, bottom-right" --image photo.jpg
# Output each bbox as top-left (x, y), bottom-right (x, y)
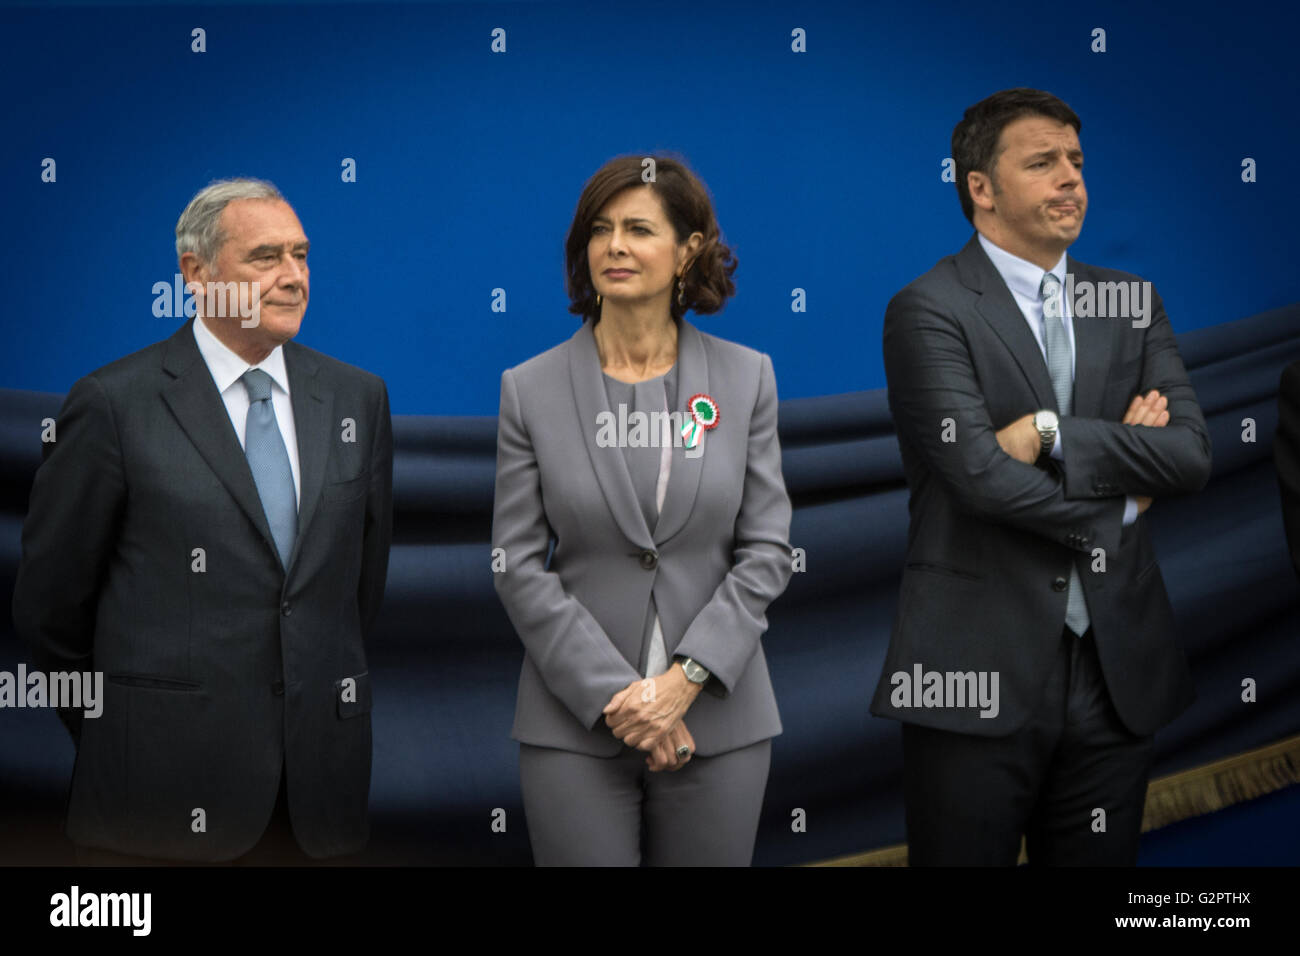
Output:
top-left (587, 186), bottom-right (697, 312)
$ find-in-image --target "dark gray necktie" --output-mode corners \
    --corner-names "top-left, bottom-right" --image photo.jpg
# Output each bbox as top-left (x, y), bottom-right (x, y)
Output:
top-left (1039, 273), bottom-right (1090, 636)
top-left (241, 369), bottom-right (297, 569)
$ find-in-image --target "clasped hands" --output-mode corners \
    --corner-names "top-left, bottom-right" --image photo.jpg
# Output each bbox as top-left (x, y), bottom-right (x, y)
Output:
top-left (602, 663), bottom-right (704, 773)
top-left (996, 389), bottom-right (1169, 514)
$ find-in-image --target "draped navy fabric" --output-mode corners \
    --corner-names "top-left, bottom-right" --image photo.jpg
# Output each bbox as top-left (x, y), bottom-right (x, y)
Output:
top-left (1, 304), bottom-right (1298, 865)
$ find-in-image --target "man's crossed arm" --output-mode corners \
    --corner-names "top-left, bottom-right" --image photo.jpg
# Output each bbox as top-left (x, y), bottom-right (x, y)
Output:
top-left (996, 389), bottom-right (1173, 514)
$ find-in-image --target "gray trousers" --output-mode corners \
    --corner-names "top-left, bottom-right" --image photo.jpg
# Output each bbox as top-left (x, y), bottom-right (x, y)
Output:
top-left (519, 738), bottom-right (772, 866)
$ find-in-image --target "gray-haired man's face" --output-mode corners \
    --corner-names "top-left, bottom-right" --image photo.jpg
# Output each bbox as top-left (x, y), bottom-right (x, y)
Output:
top-left (196, 198), bottom-right (310, 347)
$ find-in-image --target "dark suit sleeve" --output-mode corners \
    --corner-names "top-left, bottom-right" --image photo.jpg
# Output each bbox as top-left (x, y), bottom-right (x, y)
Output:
top-left (883, 285), bottom-right (1125, 556)
top-left (1276, 361), bottom-right (1300, 578)
top-left (1057, 285), bottom-right (1212, 498)
top-left (11, 375), bottom-right (126, 744)
top-left (491, 368), bottom-right (643, 730)
top-left (357, 379), bottom-right (394, 639)
top-left (674, 352), bottom-right (793, 696)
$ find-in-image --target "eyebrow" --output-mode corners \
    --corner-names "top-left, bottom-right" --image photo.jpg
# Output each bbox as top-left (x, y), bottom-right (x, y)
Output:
top-left (1026, 147), bottom-right (1083, 163)
top-left (591, 216), bottom-right (655, 226)
top-left (246, 241), bottom-right (311, 257)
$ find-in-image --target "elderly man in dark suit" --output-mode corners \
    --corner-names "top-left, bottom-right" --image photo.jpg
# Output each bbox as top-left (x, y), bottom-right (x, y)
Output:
top-left (871, 89), bottom-right (1212, 865)
top-left (12, 178), bottom-right (393, 864)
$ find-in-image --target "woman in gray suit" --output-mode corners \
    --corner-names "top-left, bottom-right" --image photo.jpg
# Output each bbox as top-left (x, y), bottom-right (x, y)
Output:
top-left (491, 154), bottom-right (793, 865)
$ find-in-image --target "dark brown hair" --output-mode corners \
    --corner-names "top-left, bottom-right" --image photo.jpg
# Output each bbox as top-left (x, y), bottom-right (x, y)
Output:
top-left (952, 88), bottom-right (1081, 224)
top-left (565, 153), bottom-right (737, 323)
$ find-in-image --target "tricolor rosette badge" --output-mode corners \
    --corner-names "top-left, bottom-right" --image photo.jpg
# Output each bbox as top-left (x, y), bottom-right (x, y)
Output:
top-left (680, 393), bottom-right (720, 449)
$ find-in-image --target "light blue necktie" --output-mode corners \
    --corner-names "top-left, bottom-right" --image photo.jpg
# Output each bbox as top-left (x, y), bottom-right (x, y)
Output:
top-left (241, 369), bottom-right (297, 569)
top-left (1040, 273), bottom-right (1090, 637)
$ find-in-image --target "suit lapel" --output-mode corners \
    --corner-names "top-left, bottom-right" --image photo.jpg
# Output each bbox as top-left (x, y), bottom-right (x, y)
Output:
top-left (1065, 257), bottom-right (1112, 420)
top-left (160, 320), bottom-right (281, 566)
top-left (160, 322), bottom-right (332, 576)
top-left (652, 319), bottom-right (708, 545)
top-left (282, 342), bottom-right (329, 573)
top-left (569, 320), bottom-right (655, 550)
top-left (958, 233), bottom-right (1059, 413)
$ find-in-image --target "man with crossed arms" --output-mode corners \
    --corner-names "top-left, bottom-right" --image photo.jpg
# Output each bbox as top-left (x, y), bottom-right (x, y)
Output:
top-left (872, 89), bottom-right (1212, 865)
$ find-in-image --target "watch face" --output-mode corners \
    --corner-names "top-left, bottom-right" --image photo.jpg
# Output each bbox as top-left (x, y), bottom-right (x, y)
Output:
top-left (682, 659), bottom-right (708, 682)
top-left (1037, 410), bottom-right (1058, 430)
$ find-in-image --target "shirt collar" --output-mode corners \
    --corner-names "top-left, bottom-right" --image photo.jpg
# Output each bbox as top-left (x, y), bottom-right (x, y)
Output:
top-left (977, 231), bottom-right (1068, 303)
top-left (192, 314), bottom-right (290, 398)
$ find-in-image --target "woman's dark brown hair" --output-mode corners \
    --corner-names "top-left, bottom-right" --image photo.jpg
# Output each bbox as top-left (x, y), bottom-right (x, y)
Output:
top-left (565, 153), bottom-right (737, 323)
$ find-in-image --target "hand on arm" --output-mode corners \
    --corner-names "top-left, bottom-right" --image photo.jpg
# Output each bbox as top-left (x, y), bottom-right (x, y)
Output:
top-left (884, 288), bottom-right (1125, 554)
top-left (999, 391), bottom-right (1168, 515)
top-left (995, 413), bottom-right (1040, 464)
top-left (602, 662), bottom-right (703, 752)
top-left (1056, 288), bottom-right (1212, 498)
top-left (1121, 390), bottom-right (1169, 514)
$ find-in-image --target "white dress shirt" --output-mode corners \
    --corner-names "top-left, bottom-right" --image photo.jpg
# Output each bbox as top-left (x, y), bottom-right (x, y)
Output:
top-left (644, 387), bottom-right (673, 678)
top-left (192, 315), bottom-right (302, 507)
top-left (978, 233), bottom-right (1137, 526)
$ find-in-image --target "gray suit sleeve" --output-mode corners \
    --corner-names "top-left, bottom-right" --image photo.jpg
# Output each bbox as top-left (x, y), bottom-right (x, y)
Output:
top-left (673, 353), bottom-right (793, 696)
top-left (883, 285), bottom-right (1125, 556)
top-left (1057, 285), bottom-right (1212, 498)
top-left (12, 375), bottom-right (126, 744)
top-left (491, 368), bottom-right (643, 730)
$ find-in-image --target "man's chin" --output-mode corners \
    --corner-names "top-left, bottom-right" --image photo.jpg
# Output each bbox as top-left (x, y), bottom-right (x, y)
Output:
top-left (1050, 210), bottom-right (1084, 232)
top-left (1050, 220), bottom-right (1083, 244)
top-left (255, 310), bottom-right (304, 340)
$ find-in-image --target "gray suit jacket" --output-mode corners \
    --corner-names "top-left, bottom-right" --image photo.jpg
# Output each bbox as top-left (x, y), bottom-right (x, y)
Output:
top-left (492, 318), bottom-right (793, 757)
top-left (870, 233), bottom-right (1212, 737)
top-left (12, 319), bottom-right (393, 860)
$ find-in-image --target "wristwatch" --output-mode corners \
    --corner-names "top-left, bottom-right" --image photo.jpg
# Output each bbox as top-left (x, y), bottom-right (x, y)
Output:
top-left (676, 656), bottom-right (711, 685)
top-left (1032, 410), bottom-right (1059, 460)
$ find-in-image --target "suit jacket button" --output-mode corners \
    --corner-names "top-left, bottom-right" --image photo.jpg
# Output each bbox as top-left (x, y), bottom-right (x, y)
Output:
top-left (1052, 577), bottom-right (1068, 591)
top-left (640, 549), bottom-right (658, 570)
top-left (272, 680), bottom-right (285, 696)
top-left (281, 601), bottom-right (292, 616)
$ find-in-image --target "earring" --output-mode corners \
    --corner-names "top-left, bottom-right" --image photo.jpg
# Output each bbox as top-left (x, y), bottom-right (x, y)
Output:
top-left (677, 276), bottom-right (685, 306)
top-left (595, 293), bottom-right (602, 307)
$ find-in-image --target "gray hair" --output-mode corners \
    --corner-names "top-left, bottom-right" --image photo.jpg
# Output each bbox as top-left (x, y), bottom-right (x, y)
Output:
top-left (175, 178), bottom-right (285, 268)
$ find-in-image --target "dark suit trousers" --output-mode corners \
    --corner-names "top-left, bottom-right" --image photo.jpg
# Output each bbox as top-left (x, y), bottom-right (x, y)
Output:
top-left (73, 763), bottom-right (315, 866)
top-left (519, 738), bottom-right (771, 866)
top-left (902, 628), bottom-right (1154, 866)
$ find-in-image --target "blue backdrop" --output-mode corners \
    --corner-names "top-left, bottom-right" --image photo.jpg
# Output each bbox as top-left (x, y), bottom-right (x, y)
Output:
top-left (2, 0), bottom-right (1299, 869)
top-left (1, 0), bottom-right (1297, 412)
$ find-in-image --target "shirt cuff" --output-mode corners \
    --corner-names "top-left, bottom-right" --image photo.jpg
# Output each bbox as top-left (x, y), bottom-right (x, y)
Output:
top-left (1050, 427), bottom-right (1063, 461)
top-left (1122, 495), bottom-right (1138, 526)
